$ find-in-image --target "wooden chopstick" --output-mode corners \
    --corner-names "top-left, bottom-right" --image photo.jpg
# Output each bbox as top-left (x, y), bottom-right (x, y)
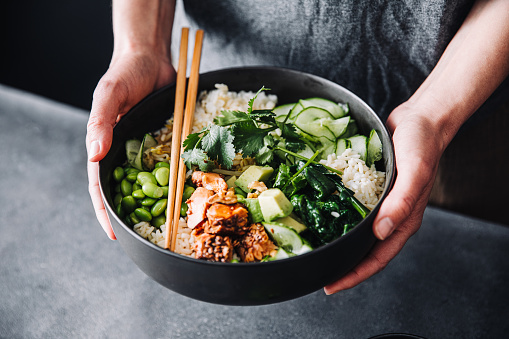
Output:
top-left (163, 27), bottom-right (189, 249)
top-left (169, 29), bottom-right (204, 252)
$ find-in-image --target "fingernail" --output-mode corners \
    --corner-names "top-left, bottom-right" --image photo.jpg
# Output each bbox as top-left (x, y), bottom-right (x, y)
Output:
top-left (88, 140), bottom-right (101, 160)
top-left (377, 217), bottom-right (395, 240)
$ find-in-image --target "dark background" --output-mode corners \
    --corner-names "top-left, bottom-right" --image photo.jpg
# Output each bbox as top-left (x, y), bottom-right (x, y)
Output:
top-left (2, 1), bottom-right (114, 110)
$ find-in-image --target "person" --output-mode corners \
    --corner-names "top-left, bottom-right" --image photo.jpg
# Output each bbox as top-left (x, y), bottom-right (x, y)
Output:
top-left (86, 0), bottom-right (509, 294)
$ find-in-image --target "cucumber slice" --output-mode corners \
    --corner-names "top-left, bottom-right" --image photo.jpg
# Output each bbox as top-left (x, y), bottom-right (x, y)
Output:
top-left (133, 134), bottom-right (158, 171)
top-left (342, 120), bottom-right (358, 138)
top-left (294, 107), bottom-right (335, 141)
top-left (322, 116), bottom-right (350, 138)
top-left (296, 144), bottom-right (316, 159)
top-left (273, 103), bottom-right (295, 117)
top-left (335, 138), bottom-right (351, 156)
top-left (299, 98), bottom-right (347, 119)
top-left (319, 138), bottom-right (337, 160)
top-left (126, 139), bottom-right (142, 166)
top-left (263, 222), bottom-right (312, 254)
top-left (287, 103), bottom-right (304, 120)
top-left (275, 114), bottom-right (287, 123)
top-left (348, 135), bottom-right (367, 161)
top-left (366, 129), bottom-right (383, 167)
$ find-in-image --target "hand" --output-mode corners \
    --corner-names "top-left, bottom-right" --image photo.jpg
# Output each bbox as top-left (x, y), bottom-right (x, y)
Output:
top-left (86, 52), bottom-right (176, 239)
top-left (324, 102), bottom-right (444, 294)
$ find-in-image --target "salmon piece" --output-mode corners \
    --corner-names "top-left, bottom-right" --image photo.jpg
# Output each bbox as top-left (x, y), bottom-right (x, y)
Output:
top-left (191, 171), bottom-right (228, 193)
top-left (186, 187), bottom-right (214, 229)
top-left (205, 203), bottom-right (250, 236)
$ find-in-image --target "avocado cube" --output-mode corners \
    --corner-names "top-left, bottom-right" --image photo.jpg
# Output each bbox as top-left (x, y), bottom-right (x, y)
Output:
top-left (235, 166), bottom-right (274, 193)
top-left (258, 188), bottom-right (293, 222)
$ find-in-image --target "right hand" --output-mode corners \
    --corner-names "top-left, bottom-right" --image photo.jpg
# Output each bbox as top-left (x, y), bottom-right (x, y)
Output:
top-left (86, 51), bottom-right (176, 239)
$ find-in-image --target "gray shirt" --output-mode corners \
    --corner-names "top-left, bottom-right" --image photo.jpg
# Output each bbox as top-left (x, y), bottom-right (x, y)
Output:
top-left (173, 0), bottom-right (505, 122)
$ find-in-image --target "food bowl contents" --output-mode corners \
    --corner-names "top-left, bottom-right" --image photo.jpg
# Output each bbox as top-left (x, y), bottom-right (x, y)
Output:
top-left (109, 84), bottom-right (386, 262)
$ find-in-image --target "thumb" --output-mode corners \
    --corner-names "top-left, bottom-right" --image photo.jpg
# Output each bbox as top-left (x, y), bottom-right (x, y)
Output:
top-left (86, 79), bottom-right (128, 162)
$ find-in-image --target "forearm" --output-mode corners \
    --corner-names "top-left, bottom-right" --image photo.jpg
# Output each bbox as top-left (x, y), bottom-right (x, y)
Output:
top-left (112, 0), bottom-right (175, 60)
top-left (407, 0), bottom-right (509, 148)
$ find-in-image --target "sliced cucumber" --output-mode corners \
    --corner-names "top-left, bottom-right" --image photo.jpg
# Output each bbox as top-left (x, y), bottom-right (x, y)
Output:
top-left (296, 143), bottom-right (316, 159)
top-left (366, 129), bottom-right (383, 167)
top-left (322, 116), bottom-right (350, 138)
top-left (266, 248), bottom-right (295, 261)
top-left (273, 103), bottom-right (295, 117)
top-left (126, 139), bottom-right (142, 166)
top-left (319, 138), bottom-right (337, 160)
top-left (275, 114), bottom-right (288, 123)
top-left (287, 103), bottom-right (304, 120)
top-left (294, 107), bottom-right (335, 141)
top-left (133, 134), bottom-right (158, 171)
top-left (299, 98), bottom-right (346, 119)
top-left (263, 222), bottom-right (313, 254)
top-left (348, 135), bottom-right (367, 161)
top-left (342, 120), bottom-right (358, 138)
top-left (335, 138), bottom-right (351, 156)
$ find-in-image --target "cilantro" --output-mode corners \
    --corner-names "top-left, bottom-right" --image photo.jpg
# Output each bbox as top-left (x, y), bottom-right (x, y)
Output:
top-left (181, 148), bottom-right (213, 171)
top-left (201, 125), bottom-right (236, 169)
top-left (213, 110), bottom-right (251, 126)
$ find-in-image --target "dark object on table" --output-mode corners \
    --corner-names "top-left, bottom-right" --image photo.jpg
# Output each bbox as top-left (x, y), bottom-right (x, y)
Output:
top-left (99, 66), bottom-right (395, 305)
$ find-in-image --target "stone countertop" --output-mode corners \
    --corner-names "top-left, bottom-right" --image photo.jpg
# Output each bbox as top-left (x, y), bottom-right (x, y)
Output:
top-left (1, 84), bottom-right (508, 339)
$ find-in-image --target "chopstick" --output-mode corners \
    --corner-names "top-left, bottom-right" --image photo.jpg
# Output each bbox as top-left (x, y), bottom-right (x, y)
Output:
top-left (164, 28), bottom-right (204, 251)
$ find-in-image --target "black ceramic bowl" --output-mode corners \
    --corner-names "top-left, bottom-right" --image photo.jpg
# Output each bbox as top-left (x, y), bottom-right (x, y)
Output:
top-left (99, 66), bottom-right (395, 305)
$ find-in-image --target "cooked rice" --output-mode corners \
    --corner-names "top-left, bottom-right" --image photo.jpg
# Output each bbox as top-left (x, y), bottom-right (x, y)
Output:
top-left (135, 84), bottom-right (385, 257)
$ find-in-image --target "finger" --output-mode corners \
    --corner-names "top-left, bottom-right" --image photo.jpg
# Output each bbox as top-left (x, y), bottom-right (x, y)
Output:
top-left (87, 160), bottom-right (116, 240)
top-left (86, 79), bottom-right (128, 162)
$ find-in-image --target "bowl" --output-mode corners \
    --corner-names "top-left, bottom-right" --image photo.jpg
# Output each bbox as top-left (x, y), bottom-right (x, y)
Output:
top-left (99, 66), bottom-right (395, 305)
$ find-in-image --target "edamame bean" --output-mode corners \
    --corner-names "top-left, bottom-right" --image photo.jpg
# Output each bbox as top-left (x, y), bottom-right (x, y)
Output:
top-left (151, 199), bottom-right (167, 217)
top-left (132, 183), bottom-right (141, 191)
top-left (137, 172), bottom-right (157, 185)
top-left (120, 179), bottom-right (133, 197)
top-left (161, 186), bottom-right (169, 198)
top-left (126, 172), bottom-right (138, 183)
top-left (129, 212), bottom-right (141, 224)
top-left (113, 167), bottom-right (125, 182)
top-left (182, 186), bottom-right (195, 201)
top-left (141, 197), bottom-right (157, 206)
top-left (114, 183), bottom-right (121, 193)
top-left (180, 203), bottom-right (188, 217)
top-left (152, 215), bottom-right (166, 228)
top-left (155, 162), bottom-right (170, 169)
top-left (116, 203), bottom-right (125, 218)
top-left (134, 208), bottom-right (152, 222)
top-left (132, 189), bottom-right (146, 199)
top-left (142, 182), bottom-right (163, 199)
top-left (125, 167), bottom-right (140, 175)
top-left (124, 215), bottom-right (133, 226)
top-left (121, 195), bottom-right (137, 213)
top-left (154, 167), bottom-right (169, 186)
top-left (113, 193), bottom-right (123, 207)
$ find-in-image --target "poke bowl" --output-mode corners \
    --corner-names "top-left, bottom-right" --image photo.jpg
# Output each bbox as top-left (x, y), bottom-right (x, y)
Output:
top-left (99, 66), bottom-right (395, 305)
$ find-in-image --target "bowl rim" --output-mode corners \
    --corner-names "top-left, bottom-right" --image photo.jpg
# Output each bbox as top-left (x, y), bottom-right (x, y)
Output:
top-left (99, 65), bottom-right (395, 267)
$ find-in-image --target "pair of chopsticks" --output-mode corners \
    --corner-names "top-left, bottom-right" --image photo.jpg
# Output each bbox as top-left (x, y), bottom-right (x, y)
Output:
top-left (164, 28), bottom-right (204, 251)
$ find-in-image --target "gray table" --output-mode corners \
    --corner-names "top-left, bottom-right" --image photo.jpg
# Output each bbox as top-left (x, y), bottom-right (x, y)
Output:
top-left (1, 84), bottom-right (508, 339)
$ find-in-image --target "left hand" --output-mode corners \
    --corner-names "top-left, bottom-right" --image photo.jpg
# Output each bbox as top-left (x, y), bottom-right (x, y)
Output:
top-left (324, 101), bottom-right (444, 294)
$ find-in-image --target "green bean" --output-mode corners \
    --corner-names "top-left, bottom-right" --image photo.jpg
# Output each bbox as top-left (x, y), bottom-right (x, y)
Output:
top-left (151, 199), bottom-right (167, 217)
top-left (120, 179), bottom-right (133, 197)
top-left (125, 172), bottom-right (138, 183)
top-left (155, 162), bottom-right (170, 169)
top-left (132, 183), bottom-right (142, 191)
top-left (113, 193), bottom-right (123, 207)
top-left (161, 186), bottom-right (169, 198)
top-left (137, 172), bottom-right (157, 185)
top-left (134, 208), bottom-right (152, 222)
top-left (141, 197), bottom-right (157, 206)
top-left (113, 167), bottom-right (125, 182)
top-left (142, 182), bottom-right (163, 199)
top-left (154, 167), bottom-right (169, 186)
top-left (152, 215), bottom-right (166, 228)
top-left (182, 186), bottom-right (196, 201)
top-left (132, 189), bottom-right (146, 199)
top-left (129, 212), bottom-right (141, 224)
top-left (121, 195), bottom-right (137, 213)
top-left (180, 203), bottom-right (188, 217)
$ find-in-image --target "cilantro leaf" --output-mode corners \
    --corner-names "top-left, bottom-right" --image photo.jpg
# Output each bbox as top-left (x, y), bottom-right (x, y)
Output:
top-left (213, 110), bottom-right (251, 126)
top-left (182, 132), bottom-right (203, 151)
top-left (201, 124), bottom-right (236, 169)
top-left (247, 86), bottom-right (270, 114)
top-left (181, 149), bottom-right (213, 171)
top-left (277, 121), bottom-right (301, 140)
top-left (231, 121), bottom-right (269, 157)
top-left (255, 135), bottom-right (275, 164)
